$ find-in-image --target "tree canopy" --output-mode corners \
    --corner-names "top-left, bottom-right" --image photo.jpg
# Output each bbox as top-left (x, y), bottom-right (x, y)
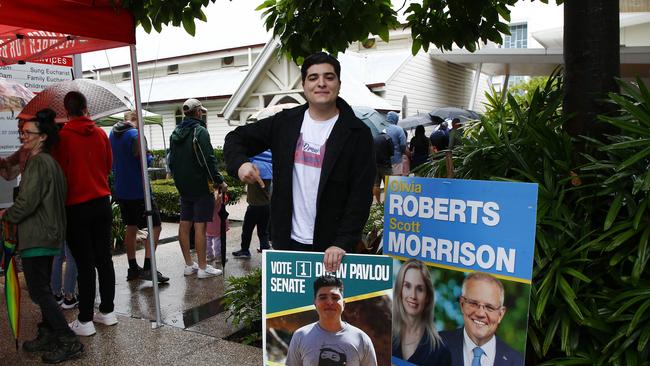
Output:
top-left (118, 0), bottom-right (215, 36)
top-left (119, 0), bottom-right (562, 62)
top-left (258, 0), bottom-right (526, 61)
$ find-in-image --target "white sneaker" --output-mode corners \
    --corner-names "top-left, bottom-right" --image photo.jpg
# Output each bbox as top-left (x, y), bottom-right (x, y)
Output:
top-left (184, 262), bottom-right (199, 276)
top-left (197, 264), bottom-right (223, 279)
top-left (69, 319), bottom-right (96, 336)
top-left (93, 311), bottom-right (118, 326)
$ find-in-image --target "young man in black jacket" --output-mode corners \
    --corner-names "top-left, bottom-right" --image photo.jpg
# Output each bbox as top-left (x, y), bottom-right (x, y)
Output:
top-left (224, 52), bottom-right (375, 272)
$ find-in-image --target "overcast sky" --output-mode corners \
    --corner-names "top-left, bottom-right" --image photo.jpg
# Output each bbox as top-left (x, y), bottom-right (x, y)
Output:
top-left (81, 0), bottom-right (271, 70)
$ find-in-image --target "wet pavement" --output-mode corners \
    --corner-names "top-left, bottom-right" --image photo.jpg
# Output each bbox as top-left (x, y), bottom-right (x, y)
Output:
top-left (0, 199), bottom-right (266, 365)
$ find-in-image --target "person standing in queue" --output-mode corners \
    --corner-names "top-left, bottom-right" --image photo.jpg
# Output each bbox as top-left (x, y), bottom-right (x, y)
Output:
top-left (2, 109), bottom-right (84, 363)
top-left (53, 91), bottom-right (117, 337)
top-left (168, 98), bottom-right (226, 279)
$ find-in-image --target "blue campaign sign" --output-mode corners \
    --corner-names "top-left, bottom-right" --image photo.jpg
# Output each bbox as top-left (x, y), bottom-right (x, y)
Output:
top-left (383, 176), bottom-right (538, 283)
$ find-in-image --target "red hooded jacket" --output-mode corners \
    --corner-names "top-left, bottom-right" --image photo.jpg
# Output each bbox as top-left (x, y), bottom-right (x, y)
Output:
top-left (52, 116), bottom-right (112, 206)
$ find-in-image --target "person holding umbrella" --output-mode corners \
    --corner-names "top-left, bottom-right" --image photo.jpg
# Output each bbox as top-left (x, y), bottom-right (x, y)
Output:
top-left (0, 108), bottom-right (84, 363)
top-left (52, 91), bottom-right (117, 337)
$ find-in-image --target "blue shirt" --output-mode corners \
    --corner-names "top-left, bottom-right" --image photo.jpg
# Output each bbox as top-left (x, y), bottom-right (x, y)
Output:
top-left (251, 150), bottom-right (272, 180)
top-left (385, 124), bottom-right (406, 164)
top-left (110, 126), bottom-right (144, 200)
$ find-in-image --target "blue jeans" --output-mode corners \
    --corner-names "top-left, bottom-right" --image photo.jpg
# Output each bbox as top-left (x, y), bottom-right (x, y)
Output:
top-left (50, 242), bottom-right (77, 296)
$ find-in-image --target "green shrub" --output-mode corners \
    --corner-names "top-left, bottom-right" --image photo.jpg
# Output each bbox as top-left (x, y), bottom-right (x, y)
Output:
top-left (150, 175), bottom-right (244, 220)
top-left (418, 74), bottom-right (650, 364)
top-left (223, 268), bottom-right (262, 345)
top-left (148, 146), bottom-right (248, 208)
top-left (360, 202), bottom-right (385, 255)
top-left (151, 183), bottom-right (180, 219)
top-left (150, 149), bottom-right (166, 160)
top-left (151, 147), bottom-right (227, 172)
top-left (363, 202), bottom-right (384, 235)
top-left (151, 178), bottom-right (176, 186)
top-left (111, 202), bottom-right (126, 253)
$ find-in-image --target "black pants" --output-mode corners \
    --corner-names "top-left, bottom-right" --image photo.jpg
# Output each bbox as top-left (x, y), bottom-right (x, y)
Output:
top-left (240, 204), bottom-right (270, 251)
top-left (22, 256), bottom-right (74, 336)
top-left (66, 196), bottom-right (115, 322)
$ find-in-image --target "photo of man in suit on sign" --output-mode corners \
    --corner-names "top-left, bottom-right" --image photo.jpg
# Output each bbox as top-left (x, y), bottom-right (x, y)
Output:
top-left (439, 272), bottom-right (524, 366)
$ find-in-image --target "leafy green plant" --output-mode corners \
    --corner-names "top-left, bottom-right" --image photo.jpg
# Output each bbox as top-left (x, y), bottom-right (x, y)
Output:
top-left (359, 202), bottom-right (385, 255)
top-left (363, 202), bottom-right (384, 235)
top-left (149, 145), bottom-right (246, 205)
top-left (417, 74), bottom-right (650, 364)
top-left (151, 181), bottom-right (180, 219)
top-left (111, 202), bottom-right (126, 253)
top-left (566, 77), bottom-right (650, 365)
top-left (223, 268), bottom-right (262, 345)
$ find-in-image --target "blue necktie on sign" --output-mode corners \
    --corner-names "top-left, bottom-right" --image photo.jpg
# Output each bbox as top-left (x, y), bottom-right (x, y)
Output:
top-left (472, 346), bottom-right (485, 366)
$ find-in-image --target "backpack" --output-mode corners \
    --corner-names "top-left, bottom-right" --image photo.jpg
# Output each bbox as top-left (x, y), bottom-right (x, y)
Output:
top-left (374, 132), bottom-right (394, 165)
top-left (193, 127), bottom-right (217, 192)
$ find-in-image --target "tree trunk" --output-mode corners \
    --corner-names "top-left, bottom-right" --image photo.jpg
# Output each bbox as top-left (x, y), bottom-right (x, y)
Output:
top-left (563, 0), bottom-right (620, 139)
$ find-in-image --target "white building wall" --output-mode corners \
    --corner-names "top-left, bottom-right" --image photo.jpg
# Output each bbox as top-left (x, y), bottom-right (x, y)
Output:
top-left (125, 99), bottom-right (234, 151)
top-left (508, 2), bottom-right (564, 48)
top-left (473, 73), bottom-right (493, 112)
top-left (621, 22), bottom-right (650, 46)
top-left (383, 52), bottom-right (491, 116)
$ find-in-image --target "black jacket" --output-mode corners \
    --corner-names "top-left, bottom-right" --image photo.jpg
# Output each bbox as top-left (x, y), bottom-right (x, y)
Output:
top-left (224, 98), bottom-right (375, 252)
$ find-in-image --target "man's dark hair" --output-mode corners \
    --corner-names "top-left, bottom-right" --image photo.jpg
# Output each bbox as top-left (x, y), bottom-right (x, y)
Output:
top-left (313, 275), bottom-right (344, 298)
top-left (301, 52), bottom-right (341, 82)
top-left (63, 91), bottom-right (87, 117)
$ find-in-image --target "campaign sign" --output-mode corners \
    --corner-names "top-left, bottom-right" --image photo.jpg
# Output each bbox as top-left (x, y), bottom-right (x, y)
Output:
top-left (263, 250), bottom-right (392, 366)
top-left (385, 176), bottom-right (537, 366)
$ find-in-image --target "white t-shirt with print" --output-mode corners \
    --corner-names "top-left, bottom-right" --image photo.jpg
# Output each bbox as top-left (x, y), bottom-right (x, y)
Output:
top-left (290, 110), bottom-right (338, 244)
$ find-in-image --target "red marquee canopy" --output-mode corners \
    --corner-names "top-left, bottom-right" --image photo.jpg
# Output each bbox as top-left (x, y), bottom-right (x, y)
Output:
top-left (0, 0), bottom-right (135, 66)
top-left (0, 0), bottom-right (167, 326)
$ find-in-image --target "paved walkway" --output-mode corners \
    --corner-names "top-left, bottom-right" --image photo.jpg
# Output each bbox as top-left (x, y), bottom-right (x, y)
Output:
top-left (0, 198), bottom-right (266, 365)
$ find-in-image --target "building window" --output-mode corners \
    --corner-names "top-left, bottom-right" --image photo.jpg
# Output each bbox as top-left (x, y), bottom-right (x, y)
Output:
top-left (503, 23), bottom-right (527, 49)
top-left (167, 64), bottom-right (179, 75)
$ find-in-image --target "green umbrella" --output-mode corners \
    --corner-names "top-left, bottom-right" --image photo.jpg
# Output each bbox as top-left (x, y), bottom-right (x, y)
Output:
top-left (2, 221), bottom-right (20, 350)
top-left (96, 110), bottom-right (166, 149)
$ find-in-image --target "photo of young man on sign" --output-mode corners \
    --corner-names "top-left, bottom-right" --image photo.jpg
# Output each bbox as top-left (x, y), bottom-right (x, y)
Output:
top-left (263, 251), bottom-right (392, 366)
top-left (286, 275), bottom-right (377, 366)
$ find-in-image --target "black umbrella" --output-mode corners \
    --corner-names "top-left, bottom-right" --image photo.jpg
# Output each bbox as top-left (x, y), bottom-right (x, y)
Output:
top-left (218, 190), bottom-right (229, 273)
top-left (429, 107), bottom-right (480, 124)
top-left (398, 113), bottom-right (434, 130)
top-left (399, 107), bottom-right (480, 130)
